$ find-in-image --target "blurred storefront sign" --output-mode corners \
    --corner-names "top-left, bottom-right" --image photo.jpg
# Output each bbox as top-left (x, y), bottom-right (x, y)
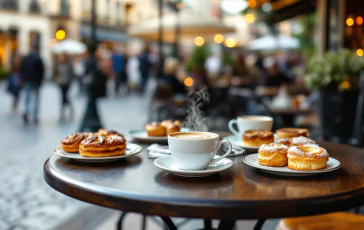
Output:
top-left (80, 26), bottom-right (128, 43)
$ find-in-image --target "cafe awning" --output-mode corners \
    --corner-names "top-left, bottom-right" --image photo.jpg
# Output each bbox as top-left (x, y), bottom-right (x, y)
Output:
top-left (127, 10), bottom-right (235, 42)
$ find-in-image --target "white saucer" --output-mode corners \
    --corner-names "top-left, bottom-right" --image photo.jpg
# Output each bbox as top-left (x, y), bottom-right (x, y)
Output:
top-left (53, 143), bottom-right (143, 163)
top-left (129, 127), bottom-right (190, 143)
top-left (223, 135), bottom-right (259, 152)
top-left (154, 155), bottom-right (233, 177)
top-left (243, 153), bottom-right (341, 176)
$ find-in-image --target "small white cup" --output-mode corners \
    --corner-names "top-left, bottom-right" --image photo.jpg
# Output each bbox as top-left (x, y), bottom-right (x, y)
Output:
top-left (168, 132), bottom-right (232, 171)
top-left (228, 116), bottom-right (273, 136)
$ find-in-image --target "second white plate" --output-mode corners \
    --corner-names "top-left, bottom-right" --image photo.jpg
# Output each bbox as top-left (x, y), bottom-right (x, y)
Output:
top-left (243, 153), bottom-right (341, 176)
top-left (53, 143), bottom-right (143, 162)
top-left (129, 127), bottom-right (190, 143)
top-left (223, 135), bottom-right (259, 152)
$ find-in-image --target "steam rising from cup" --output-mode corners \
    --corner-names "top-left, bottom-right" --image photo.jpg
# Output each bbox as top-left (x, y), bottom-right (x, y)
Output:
top-left (184, 88), bottom-right (210, 131)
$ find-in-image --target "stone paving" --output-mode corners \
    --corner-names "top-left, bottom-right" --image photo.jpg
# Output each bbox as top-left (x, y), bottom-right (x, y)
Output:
top-left (0, 81), bottom-right (149, 230)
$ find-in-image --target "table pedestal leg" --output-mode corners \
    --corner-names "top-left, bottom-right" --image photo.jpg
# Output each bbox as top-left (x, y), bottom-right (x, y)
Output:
top-left (253, 219), bottom-right (266, 230)
top-left (218, 220), bottom-right (235, 230)
top-left (159, 216), bottom-right (178, 230)
top-left (204, 219), bottom-right (212, 229)
top-left (117, 212), bottom-right (128, 230)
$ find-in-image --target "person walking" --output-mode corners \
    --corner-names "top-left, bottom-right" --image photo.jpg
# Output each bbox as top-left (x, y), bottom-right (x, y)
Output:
top-left (73, 56), bottom-right (85, 95)
top-left (55, 53), bottom-right (74, 121)
top-left (7, 54), bottom-right (22, 112)
top-left (138, 46), bottom-right (151, 94)
top-left (20, 44), bottom-right (44, 124)
top-left (111, 47), bottom-right (124, 95)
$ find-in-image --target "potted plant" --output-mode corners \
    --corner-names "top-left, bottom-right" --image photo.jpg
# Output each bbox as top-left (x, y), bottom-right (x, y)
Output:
top-left (186, 45), bottom-right (209, 87)
top-left (305, 49), bottom-right (364, 142)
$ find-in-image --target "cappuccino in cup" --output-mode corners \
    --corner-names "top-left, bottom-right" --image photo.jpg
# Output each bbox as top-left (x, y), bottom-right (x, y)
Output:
top-left (170, 132), bottom-right (216, 140)
top-left (228, 116), bottom-right (273, 136)
top-left (168, 132), bottom-right (232, 170)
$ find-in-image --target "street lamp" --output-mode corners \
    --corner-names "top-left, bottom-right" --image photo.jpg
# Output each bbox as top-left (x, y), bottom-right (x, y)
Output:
top-left (79, 0), bottom-right (103, 132)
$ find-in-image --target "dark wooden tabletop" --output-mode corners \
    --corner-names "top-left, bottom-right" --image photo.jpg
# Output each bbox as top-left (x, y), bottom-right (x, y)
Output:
top-left (44, 141), bottom-right (364, 220)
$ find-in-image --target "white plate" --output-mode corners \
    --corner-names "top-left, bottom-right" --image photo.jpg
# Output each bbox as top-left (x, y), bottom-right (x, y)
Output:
top-left (53, 143), bottom-right (143, 162)
top-left (154, 155), bottom-right (233, 177)
top-left (243, 153), bottom-right (341, 176)
top-left (223, 135), bottom-right (260, 152)
top-left (129, 128), bottom-right (190, 143)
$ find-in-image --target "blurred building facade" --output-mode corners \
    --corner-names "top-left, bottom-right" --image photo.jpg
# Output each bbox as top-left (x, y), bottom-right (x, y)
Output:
top-left (0, 0), bottom-right (158, 77)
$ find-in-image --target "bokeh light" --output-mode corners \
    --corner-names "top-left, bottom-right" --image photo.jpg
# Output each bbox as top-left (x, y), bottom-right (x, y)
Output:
top-left (184, 77), bottom-right (194, 87)
top-left (214, 34), bottom-right (224, 44)
top-left (248, 0), bottom-right (257, 8)
top-left (55, 30), bottom-right (66, 40)
top-left (194, 36), bottom-right (205, 46)
top-left (245, 13), bottom-right (255, 24)
top-left (357, 49), bottom-right (363, 56)
top-left (224, 38), bottom-right (237, 48)
top-left (346, 18), bottom-right (354, 26)
top-left (356, 16), bottom-right (363, 25)
top-left (176, 2), bottom-right (183, 10)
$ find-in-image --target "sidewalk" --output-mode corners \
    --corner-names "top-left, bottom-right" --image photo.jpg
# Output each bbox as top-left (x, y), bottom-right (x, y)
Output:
top-left (0, 81), bottom-right (149, 230)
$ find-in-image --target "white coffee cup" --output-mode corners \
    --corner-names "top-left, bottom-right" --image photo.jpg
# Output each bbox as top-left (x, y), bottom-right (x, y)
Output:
top-left (228, 116), bottom-right (273, 136)
top-left (168, 131), bottom-right (232, 170)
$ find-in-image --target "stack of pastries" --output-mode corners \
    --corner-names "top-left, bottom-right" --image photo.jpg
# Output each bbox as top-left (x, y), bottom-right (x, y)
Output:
top-left (257, 128), bottom-right (329, 170)
top-left (145, 120), bottom-right (181, 136)
top-left (61, 129), bottom-right (127, 157)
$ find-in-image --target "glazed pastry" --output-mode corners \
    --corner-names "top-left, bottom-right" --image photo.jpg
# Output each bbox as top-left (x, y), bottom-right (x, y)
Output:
top-left (243, 130), bottom-right (274, 146)
top-left (258, 143), bottom-right (289, 167)
top-left (287, 145), bottom-right (329, 170)
top-left (277, 136), bottom-right (317, 147)
top-left (145, 122), bottom-right (166, 136)
top-left (277, 138), bottom-right (291, 146)
top-left (164, 120), bottom-right (182, 135)
top-left (97, 129), bottom-right (124, 137)
top-left (290, 136), bottom-right (317, 146)
top-left (61, 132), bottom-right (91, 153)
top-left (79, 135), bottom-right (127, 157)
top-left (276, 128), bottom-right (309, 139)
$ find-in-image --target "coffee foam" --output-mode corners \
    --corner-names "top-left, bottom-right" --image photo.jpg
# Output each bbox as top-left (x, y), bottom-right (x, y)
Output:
top-left (170, 132), bottom-right (217, 140)
top-left (239, 116), bottom-right (272, 121)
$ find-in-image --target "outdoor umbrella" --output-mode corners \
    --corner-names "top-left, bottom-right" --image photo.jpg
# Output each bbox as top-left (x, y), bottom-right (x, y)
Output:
top-left (52, 39), bottom-right (87, 55)
top-left (127, 10), bottom-right (235, 42)
top-left (245, 35), bottom-right (300, 51)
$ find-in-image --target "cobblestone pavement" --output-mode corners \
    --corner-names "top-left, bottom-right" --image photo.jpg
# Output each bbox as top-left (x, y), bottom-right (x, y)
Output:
top-left (0, 81), bottom-right (148, 230)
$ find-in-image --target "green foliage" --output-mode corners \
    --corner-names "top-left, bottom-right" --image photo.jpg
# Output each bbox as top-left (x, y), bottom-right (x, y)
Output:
top-left (305, 49), bottom-right (364, 90)
top-left (186, 45), bottom-right (208, 71)
top-left (0, 67), bottom-right (10, 80)
top-left (293, 13), bottom-right (316, 56)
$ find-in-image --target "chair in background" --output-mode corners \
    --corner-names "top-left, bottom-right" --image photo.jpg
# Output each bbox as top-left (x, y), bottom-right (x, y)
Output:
top-left (147, 82), bottom-right (174, 122)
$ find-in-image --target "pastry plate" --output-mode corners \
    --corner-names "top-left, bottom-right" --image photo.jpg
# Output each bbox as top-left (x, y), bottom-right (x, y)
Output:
top-left (223, 135), bottom-right (278, 152)
top-left (154, 155), bottom-right (233, 177)
top-left (53, 143), bottom-right (143, 162)
top-left (129, 127), bottom-right (190, 143)
top-left (243, 153), bottom-right (341, 176)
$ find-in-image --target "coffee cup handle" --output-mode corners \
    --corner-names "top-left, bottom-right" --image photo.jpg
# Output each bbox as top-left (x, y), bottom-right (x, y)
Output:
top-left (210, 140), bottom-right (232, 165)
top-left (228, 119), bottom-right (240, 136)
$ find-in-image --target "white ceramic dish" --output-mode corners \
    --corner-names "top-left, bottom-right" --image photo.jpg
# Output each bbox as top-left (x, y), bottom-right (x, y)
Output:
top-left (53, 143), bottom-right (143, 162)
top-left (129, 128), bottom-right (190, 142)
top-left (243, 153), bottom-right (341, 176)
top-left (154, 155), bottom-right (233, 177)
top-left (223, 135), bottom-right (260, 151)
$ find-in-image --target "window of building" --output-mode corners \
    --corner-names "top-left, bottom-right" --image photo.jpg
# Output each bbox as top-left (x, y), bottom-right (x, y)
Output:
top-left (1, 0), bottom-right (18, 10)
top-left (60, 0), bottom-right (70, 16)
top-left (29, 0), bottom-right (41, 13)
top-left (116, 2), bottom-right (121, 23)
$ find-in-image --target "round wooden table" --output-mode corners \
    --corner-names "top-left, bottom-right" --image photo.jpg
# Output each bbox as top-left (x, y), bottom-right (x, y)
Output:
top-left (44, 141), bottom-right (364, 230)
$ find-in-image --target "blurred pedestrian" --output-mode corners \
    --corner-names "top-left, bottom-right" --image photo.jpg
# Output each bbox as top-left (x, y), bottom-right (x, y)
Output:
top-left (112, 46), bottom-right (128, 95)
top-left (138, 46), bottom-right (152, 94)
top-left (73, 56), bottom-right (85, 95)
top-left (127, 54), bottom-right (141, 93)
top-left (162, 57), bottom-right (185, 94)
top-left (20, 44), bottom-right (44, 124)
top-left (7, 54), bottom-right (22, 112)
top-left (55, 53), bottom-right (74, 121)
